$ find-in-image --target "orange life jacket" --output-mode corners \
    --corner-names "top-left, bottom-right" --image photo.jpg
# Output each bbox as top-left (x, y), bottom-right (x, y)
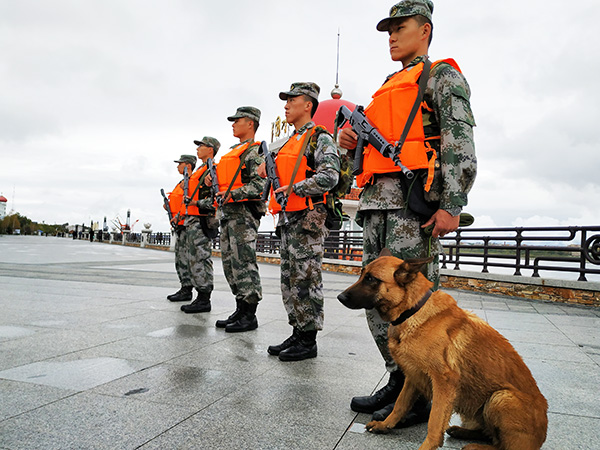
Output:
top-left (356, 58), bottom-right (461, 189)
top-left (215, 140), bottom-right (259, 204)
top-left (168, 181), bottom-right (185, 226)
top-left (185, 165), bottom-right (207, 216)
top-left (268, 128), bottom-right (325, 214)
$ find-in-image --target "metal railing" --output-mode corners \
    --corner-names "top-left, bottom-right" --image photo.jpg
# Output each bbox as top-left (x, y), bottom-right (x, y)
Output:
top-left (251, 226), bottom-right (600, 282)
top-left (83, 225), bottom-right (600, 282)
top-left (439, 226), bottom-right (600, 282)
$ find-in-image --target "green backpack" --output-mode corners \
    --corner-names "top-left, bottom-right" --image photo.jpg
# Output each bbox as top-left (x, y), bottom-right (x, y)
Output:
top-left (324, 151), bottom-right (353, 230)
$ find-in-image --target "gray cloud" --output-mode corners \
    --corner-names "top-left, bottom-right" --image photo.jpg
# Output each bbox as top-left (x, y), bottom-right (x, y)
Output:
top-left (1, 0), bottom-right (599, 230)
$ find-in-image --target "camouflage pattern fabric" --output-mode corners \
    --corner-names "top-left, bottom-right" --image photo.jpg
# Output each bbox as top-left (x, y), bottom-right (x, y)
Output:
top-left (362, 209), bottom-right (440, 371)
top-left (217, 141), bottom-right (267, 221)
top-left (275, 122), bottom-right (340, 331)
top-left (358, 56), bottom-right (477, 214)
top-left (174, 227), bottom-right (193, 288)
top-left (180, 216), bottom-right (214, 293)
top-left (287, 122), bottom-right (340, 201)
top-left (173, 164), bottom-right (216, 292)
top-left (359, 55), bottom-right (476, 372)
top-left (220, 205), bottom-right (262, 305)
top-left (279, 207), bottom-right (328, 331)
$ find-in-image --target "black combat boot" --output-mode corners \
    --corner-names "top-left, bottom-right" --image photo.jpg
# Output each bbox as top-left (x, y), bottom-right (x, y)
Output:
top-left (180, 290), bottom-right (211, 314)
top-left (215, 299), bottom-right (243, 328)
top-left (267, 328), bottom-right (300, 356)
top-left (350, 370), bottom-right (405, 413)
top-left (371, 395), bottom-right (431, 427)
top-left (278, 330), bottom-right (317, 361)
top-left (167, 286), bottom-right (193, 302)
top-left (225, 302), bottom-right (258, 333)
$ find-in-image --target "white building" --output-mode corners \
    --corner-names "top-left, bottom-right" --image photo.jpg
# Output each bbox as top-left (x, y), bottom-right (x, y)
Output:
top-left (0, 195), bottom-right (7, 220)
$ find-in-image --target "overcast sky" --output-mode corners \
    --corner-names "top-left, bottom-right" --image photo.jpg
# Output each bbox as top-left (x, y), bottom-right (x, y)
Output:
top-left (1, 0), bottom-right (599, 232)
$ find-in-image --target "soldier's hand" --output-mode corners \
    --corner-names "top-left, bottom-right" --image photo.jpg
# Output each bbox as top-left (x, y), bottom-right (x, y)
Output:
top-left (216, 190), bottom-right (232, 204)
top-left (422, 209), bottom-right (460, 239)
top-left (274, 185), bottom-right (289, 194)
top-left (338, 128), bottom-right (358, 150)
top-left (205, 174), bottom-right (212, 187)
top-left (257, 163), bottom-right (266, 178)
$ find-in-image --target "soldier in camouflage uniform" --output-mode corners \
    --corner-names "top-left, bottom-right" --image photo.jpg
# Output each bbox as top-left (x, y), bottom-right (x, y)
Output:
top-left (179, 137), bottom-right (221, 314)
top-left (339, 0), bottom-right (477, 424)
top-left (261, 82), bottom-right (340, 361)
top-left (211, 106), bottom-right (266, 333)
top-left (166, 154), bottom-right (197, 303)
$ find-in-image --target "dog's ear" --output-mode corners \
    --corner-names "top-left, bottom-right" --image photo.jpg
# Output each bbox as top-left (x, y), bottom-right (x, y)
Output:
top-left (379, 248), bottom-right (393, 258)
top-left (394, 256), bottom-right (434, 286)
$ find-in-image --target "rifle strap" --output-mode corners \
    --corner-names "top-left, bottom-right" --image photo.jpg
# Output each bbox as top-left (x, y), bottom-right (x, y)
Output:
top-left (395, 57), bottom-right (432, 153)
top-left (222, 143), bottom-right (256, 203)
top-left (285, 129), bottom-right (313, 199)
top-left (186, 164), bottom-right (209, 207)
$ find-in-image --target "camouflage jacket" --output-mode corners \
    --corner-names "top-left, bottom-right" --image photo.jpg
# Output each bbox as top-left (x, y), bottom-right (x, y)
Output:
top-left (288, 121), bottom-right (340, 197)
top-left (358, 55), bottom-right (477, 216)
top-left (276, 121), bottom-right (340, 225)
top-left (194, 162), bottom-right (216, 212)
top-left (219, 140), bottom-right (267, 221)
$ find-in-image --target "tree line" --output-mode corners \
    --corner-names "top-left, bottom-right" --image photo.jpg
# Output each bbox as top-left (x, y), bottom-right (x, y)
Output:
top-left (0, 213), bottom-right (69, 236)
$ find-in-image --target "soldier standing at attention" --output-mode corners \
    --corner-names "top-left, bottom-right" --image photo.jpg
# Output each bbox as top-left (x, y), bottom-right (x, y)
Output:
top-left (211, 106), bottom-right (266, 332)
top-left (166, 154), bottom-right (198, 303)
top-left (179, 137), bottom-right (221, 314)
top-left (339, 0), bottom-right (477, 424)
top-left (262, 83), bottom-right (340, 361)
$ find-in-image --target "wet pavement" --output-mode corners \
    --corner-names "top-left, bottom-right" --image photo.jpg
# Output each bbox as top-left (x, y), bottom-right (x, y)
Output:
top-left (0, 235), bottom-right (599, 449)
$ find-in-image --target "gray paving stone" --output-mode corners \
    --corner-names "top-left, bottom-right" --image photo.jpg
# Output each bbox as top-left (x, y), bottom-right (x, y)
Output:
top-left (0, 235), bottom-right (598, 450)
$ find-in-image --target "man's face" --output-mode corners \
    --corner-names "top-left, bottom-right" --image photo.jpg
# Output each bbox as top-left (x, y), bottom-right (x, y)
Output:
top-left (284, 95), bottom-right (310, 125)
top-left (196, 144), bottom-right (213, 162)
top-left (388, 17), bottom-right (426, 62)
top-left (177, 162), bottom-right (186, 175)
top-left (232, 117), bottom-right (253, 138)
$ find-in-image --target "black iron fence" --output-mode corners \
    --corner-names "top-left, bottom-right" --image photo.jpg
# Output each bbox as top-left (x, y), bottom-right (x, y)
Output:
top-left (84, 225), bottom-right (600, 282)
top-left (439, 226), bottom-right (600, 282)
top-left (251, 226), bottom-right (600, 282)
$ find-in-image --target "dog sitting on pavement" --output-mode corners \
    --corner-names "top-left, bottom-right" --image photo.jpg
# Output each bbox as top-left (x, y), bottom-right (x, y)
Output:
top-left (337, 249), bottom-right (548, 450)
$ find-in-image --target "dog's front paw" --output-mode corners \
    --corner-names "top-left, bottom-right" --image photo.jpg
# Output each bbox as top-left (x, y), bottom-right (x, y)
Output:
top-left (366, 420), bottom-right (392, 434)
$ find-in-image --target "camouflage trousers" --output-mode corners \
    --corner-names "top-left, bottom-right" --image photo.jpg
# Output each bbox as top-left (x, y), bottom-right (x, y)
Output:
top-left (362, 209), bottom-right (440, 372)
top-left (175, 218), bottom-right (214, 293)
top-left (220, 211), bottom-right (262, 305)
top-left (174, 227), bottom-right (192, 288)
top-left (279, 211), bottom-right (328, 331)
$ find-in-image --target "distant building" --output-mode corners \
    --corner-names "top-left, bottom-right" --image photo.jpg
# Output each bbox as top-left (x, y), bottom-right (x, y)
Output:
top-left (0, 195), bottom-right (7, 220)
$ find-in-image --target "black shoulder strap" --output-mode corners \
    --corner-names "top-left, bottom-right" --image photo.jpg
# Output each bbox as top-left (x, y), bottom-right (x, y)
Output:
top-left (188, 165), bottom-right (209, 203)
top-left (223, 142), bottom-right (257, 202)
top-left (395, 58), bottom-right (432, 153)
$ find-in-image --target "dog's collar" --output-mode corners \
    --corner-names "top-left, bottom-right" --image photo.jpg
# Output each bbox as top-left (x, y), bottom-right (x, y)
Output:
top-left (390, 290), bottom-right (432, 326)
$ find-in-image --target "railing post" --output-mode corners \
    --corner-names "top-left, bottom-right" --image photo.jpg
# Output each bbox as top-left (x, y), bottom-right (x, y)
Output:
top-left (453, 230), bottom-right (461, 270)
top-left (482, 237), bottom-right (489, 273)
top-left (514, 228), bottom-right (522, 276)
top-left (579, 228), bottom-right (588, 282)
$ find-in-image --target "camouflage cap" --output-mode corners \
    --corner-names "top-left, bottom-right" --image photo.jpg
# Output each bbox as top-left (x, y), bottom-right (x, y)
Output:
top-left (376, 0), bottom-right (434, 32)
top-left (227, 106), bottom-right (261, 124)
top-left (279, 82), bottom-right (320, 102)
top-left (193, 136), bottom-right (221, 153)
top-left (174, 154), bottom-right (197, 165)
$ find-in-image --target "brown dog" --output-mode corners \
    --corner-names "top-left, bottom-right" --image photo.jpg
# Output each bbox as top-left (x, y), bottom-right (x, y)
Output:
top-left (338, 251), bottom-right (548, 450)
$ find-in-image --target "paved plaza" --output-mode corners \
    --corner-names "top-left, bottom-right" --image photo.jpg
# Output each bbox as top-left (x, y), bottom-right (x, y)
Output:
top-left (0, 235), bottom-right (599, 449)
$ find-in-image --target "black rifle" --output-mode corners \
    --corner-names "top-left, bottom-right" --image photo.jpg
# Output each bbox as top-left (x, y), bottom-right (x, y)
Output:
top-left (206, 158), bottom-right (222, 207)
top-left (160, 188), bottom-right (176, 229)
top-left (258, 140), bottom-right (288, 224)
top-left (335, 105), bottom-right (414, 179)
